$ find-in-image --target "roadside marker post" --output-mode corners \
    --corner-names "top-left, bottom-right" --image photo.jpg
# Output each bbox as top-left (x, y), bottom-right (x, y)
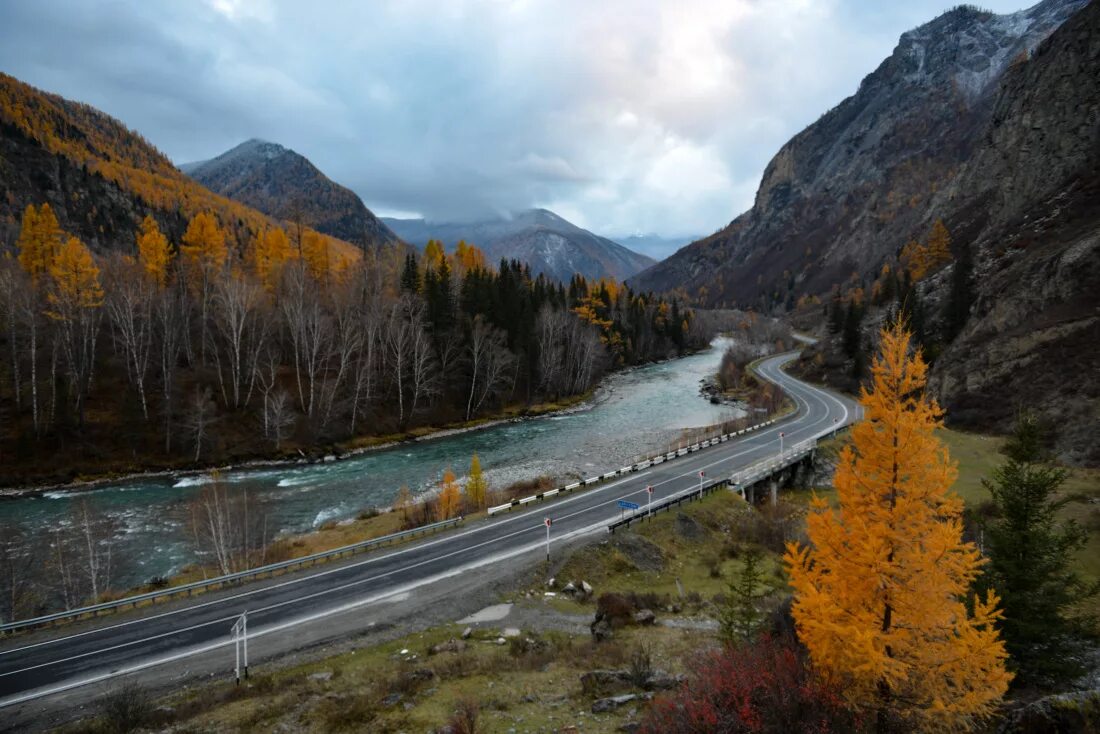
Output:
top-left (544, 517), bottom-right (552, 563)
top-left (779, 431), bottom-right (785, 454)
top-left (698, 470), bottom-right (705, 497)
top-left (231, 611), bottom-right (249, 685)
top-left (832, 418), bottom-right (839, 439)
top-left (646, 485), bottom-right (653, 512)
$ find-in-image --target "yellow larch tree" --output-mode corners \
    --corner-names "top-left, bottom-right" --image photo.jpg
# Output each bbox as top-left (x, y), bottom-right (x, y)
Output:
top-left (785, 320), bottom-right (1010, 730)
top-left (925, 218), bottom-right (953, 271)
top-left (17, 203), bottom-right (65, 287)
top-left (180, 211), bottom-right (227, 364)
top-left (436, 468), bottom-right (461, 521)
top-left (466, 453), bottom-right (488, 509)
top-left (300, 230), bottom-right (331, 282)
top-left (46, 237), bottom-right (104, 427)
top-left (136, 215), bottom-right (172, 288)
top-left (423, 239), bottom-right (445, 271)
top-left (250, 226), bottom-right (291, 292)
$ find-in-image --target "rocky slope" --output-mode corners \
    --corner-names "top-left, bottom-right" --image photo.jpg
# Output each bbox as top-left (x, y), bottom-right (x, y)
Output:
top-left (183, 139), bottom-right (397, 248)
top-left (928, 0), bottom-right (1100, 465)
top-left (384, 208), bottom-right (655, 282)
top-left (629, 0), bottom-right (1088, 309)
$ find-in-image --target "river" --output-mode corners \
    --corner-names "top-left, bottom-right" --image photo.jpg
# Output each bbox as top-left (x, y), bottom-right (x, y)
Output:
top-left (0, 338), bottom-right (741, 588)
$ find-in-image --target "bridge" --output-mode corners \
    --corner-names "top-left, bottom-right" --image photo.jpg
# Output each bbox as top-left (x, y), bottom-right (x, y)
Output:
top-left (0, 349), bottom-right (858, 724)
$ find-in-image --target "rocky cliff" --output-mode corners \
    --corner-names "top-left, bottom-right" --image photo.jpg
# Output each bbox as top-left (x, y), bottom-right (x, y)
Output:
top-left (183, 139), bottom-right (397, 248)
top-left (630, 0), bottom-right (1088, 309)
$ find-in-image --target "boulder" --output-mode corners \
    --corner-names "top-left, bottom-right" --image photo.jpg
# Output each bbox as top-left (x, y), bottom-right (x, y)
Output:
top-left (581, 581), bottom-right (594, 597)
top-left (632, 609), bottom-right (657, 626)
top-left (590, 617), bottom-right (613, 642)
top-left (592, 694), bottom-right (641, 713)
top-left (430, 638), bottom-right (466, 655)
top-left (562, 581), bottom-right (577, 595)
top-left (580, 670), bottom-right (632, 696)
top-left (308, 670), bottom-right (333, 682)
top-left (997, 689), bottom-right (1100, 733)
top-left (461, 626), bottom-right (473, 639)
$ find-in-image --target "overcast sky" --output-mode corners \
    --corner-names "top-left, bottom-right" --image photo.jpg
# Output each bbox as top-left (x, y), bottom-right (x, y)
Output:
top-left (1, 0), bottom-right (1030, 246)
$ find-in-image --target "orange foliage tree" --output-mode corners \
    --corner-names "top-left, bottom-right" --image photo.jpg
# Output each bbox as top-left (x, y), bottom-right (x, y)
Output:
top-left (250, 226), bottom-right (291, 292)
top-left (136, 215), bottom-right (173, 288)
top-left (46, 236), bottom-right (104, 425)
top-left (784, 321), bottom-right (1010, 729)
top-left (181, 211), bottom-right (227, 363)
top-left (436, 468), bottom-right (461, 521)
top-left (16, 203), bottom-right (64, 287)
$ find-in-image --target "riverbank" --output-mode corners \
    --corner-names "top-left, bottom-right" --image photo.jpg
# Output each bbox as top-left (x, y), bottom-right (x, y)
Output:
top-left (0, 390), bottom-right (594, 499)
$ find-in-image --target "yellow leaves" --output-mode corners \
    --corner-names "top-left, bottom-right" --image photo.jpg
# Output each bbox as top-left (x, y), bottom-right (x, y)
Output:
top-left (180, 211), bottom-right (227, 272)
top-left (249, 226), bottom-right (291, 292)
top-left (301, 230), bottom-right (332, 283)
top-left (423, 239), bottom-right (445, 271)
top-left (902, 219), bottom-right (953, 280)
top-left (17, 203), bottom-right (64, 287)
top-left (454, 240), bottom-right (487, 272)
top-left (436, 468), bottom-right (461, 521)
top-left (785, 320), bottom-right (1010, 727)
top-left (47, 236), bottom-right (103, 318)
top-left (466, 453), bottom-right (488, 509)
top-left (136, 215), bottom-right (172, 288)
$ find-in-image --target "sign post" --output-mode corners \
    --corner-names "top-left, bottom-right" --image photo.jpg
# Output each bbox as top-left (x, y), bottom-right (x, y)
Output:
top-left (832, 418), bottom-right (839, 439)
top-left (698, 470), bottom-right (705, 497)
top-left (646, 485), bottom-right (653, 512)
top-left (230, 611), bottom-right (249, 685)
top-left (544, 517), bottom-right (552, 563)
top-left (779, 431), bottom-right (785, 454)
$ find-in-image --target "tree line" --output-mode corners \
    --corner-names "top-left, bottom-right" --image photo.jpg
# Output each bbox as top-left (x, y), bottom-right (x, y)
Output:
top-left (0, 205), bottom-right (703, 479)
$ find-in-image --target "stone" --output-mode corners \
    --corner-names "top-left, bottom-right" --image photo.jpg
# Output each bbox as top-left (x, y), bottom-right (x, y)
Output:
top-left (590, 617), bottom-right (613, 642)
top-left (382, 692), bottom-right (402, 707)
top-left (580, 670), bottom-right (632, 696)
top-left (644, 672), bottom-right (686, 691)
top-left (495, 637), bottom-right (507, 645)
top-left (308, 671), bottom-right (333, 682)
top-left (547, 577), bottom-right (556, 588)
top-left (430, 638), bottom-right (466, 655)
top-left (461, 626), bottom-right (473, 639)
top-left (592, 694), bottom-right (638, 713)
top-left (581, 580), bottom-right (594, 597)
top-left (502, 627), bottom-right (521, 638)
top-left (561, 581), bottom-right (577, 595)
top-left (632, 609), bottom-right (657, 626)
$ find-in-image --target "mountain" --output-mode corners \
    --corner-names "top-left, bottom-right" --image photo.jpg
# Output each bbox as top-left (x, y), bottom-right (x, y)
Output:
top-left (383, 209), bottom-right (656, 282)
top-left (633, 0), bottom-right (1098, 463)
top-left (182, 139), bottom-right (397, 248)
top-left (630, 0), bottom-right (1088, 307)
top-left (0, 73), bottom-right (358, 259)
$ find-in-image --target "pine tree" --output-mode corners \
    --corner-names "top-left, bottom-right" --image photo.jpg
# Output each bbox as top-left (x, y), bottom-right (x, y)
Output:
top-left (980, 413), bottom-right (1098, 687)
top-left (718, 547), bottom-right (766, 647)
top-left (785, 321), bottom-right (1010, 729)
top-left (466, 453), bottom-right (488, 509)
top-left (842, 300), bottom-right (862, 358)
top-left (401, 252), bottom-right (420, 294)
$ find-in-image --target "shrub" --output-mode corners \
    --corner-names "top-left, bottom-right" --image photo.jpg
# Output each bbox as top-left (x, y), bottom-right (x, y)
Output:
top-left (447, 698), bottom-right (480, 734)
top-left (596, 592), bottom-right (635, 627)
top-left (97, 682), bottom-right (154, 734)
top-left (639, 636), bottom-right (860, 733)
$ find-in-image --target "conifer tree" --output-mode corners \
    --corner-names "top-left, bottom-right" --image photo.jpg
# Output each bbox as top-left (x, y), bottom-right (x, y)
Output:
top-left (401, 252), bottom-right (420, 294)
top-left (718, 547), bottom-right (766, 647)
top-left (436, 467), bottom-right (461, 521)
top-left (17, 203), bottom-right (64, 287)
top-left (136, 215), bottom-right (172, 288)
top-left (980, 413), bottom-right (1098, 687)
top-left (785, 321), bottom-right (1010, 729)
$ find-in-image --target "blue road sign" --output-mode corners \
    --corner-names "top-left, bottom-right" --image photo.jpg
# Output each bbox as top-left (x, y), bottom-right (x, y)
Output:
top-left (618, 500), bottom-right (640, 510)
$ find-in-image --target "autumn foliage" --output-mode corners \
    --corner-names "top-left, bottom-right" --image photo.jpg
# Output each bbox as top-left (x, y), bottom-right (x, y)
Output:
top-left (641, 635), bottom-right (858, 734)
top-left (436, 468), bottom-right (462, 521)
top-left (785, 321), bottom-right (1010, 728)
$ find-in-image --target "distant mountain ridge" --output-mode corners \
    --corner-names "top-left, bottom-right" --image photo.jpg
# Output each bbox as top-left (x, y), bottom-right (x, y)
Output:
top-left (182, 139), bottom-right (397, 248)
top-left (383, 209), bottom-right (655, 282)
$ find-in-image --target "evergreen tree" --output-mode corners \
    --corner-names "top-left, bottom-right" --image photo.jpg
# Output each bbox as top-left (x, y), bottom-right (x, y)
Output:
top-left (842, 300), bottom-right (862, 358)
top-left (718, 547), bottom-right (766, 647)
top-left (400, 251), bottom-right (420, 294)
top-left (980, 413), bottom-right (1098, 687)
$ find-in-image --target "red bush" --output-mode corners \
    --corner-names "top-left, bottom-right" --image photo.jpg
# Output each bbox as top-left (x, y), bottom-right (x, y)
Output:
top-left (639, 635), bottom-right (860, 734)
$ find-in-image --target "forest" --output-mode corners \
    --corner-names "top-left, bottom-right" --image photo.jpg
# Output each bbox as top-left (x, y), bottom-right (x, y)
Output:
top-left (0, 204), bottom-right (705, 484)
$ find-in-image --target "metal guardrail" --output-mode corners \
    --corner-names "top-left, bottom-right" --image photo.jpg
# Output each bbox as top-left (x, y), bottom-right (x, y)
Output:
top-left (608, 477), bottom-right (730, 532)
top-left (728, 440), bottom-right (816, 490)
top-left (607, 439), bottom-right (818, 533)
top-left (0, 515), bottom-right (465, 635)
top-left (486, 419), bottom-right (779, 516)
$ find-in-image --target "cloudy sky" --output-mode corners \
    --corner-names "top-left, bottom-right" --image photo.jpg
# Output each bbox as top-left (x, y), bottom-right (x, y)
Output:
top-left (1, 0), bottom-right (1029, 251)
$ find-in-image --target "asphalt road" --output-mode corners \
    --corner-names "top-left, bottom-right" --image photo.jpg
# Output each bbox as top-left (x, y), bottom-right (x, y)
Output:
top-left (0, 350), bottom-right (857, 708)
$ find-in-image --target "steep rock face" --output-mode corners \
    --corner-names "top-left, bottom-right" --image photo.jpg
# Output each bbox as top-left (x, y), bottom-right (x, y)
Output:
top-left (384, 209), bottom-right (655, 282)
top-left (629, 0), bottom-right (1087, 308)
top-left (183, 139), bottom-right (397, 247)
top-left (928, 0), bottom-right (1100, 464)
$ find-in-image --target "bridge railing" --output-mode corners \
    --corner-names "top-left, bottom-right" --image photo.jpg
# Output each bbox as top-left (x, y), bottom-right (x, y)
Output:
top-left (0, 515), bottom-right (465, 635)
top-left (486, 418), bottom-right (779, 516)
top-left (728, 439), bottom-right (816, 490)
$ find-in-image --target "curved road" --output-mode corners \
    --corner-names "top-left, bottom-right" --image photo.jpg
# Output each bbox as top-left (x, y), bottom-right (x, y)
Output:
top-left (0, 350), bottom-right (857, 710)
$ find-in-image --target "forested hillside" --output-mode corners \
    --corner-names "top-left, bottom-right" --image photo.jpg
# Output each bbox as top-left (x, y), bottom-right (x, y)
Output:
top-left (0, 204), bottom-right (700, 485)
